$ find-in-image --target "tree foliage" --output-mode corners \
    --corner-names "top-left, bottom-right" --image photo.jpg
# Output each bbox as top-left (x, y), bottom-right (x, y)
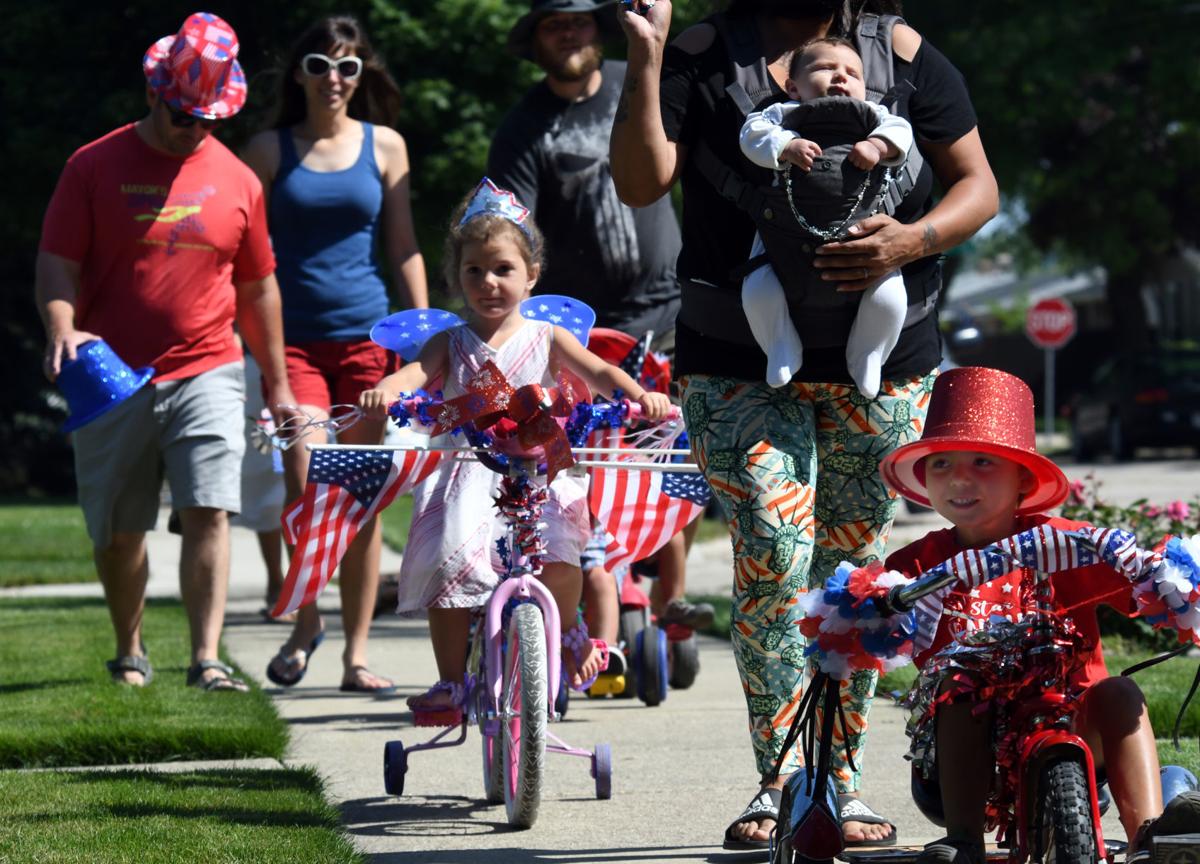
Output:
top-left (908, 0), bottom-right (1200, 326)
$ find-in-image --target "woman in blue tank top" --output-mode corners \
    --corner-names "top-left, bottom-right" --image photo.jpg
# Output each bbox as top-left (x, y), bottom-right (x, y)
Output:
top-left (244, 15), bottom-right (428, 694)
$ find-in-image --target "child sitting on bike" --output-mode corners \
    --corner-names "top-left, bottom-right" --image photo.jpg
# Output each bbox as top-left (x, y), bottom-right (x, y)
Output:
top-left (358, 178), bottom-right (671, 721)
top-left (879, 366), bottom-right (1200, 864)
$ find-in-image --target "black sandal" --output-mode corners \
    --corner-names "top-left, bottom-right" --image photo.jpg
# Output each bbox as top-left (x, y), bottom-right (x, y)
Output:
top-left (838, 793), bottom-right (898, 847)
top-left (187, 659), bottom-right (249, 692)
top-left (106, 654), bottom-right (153, 686)
top-left (915, 837), bottom-right (984, 864)
top-left (722, 787), bottom-right (782, 850)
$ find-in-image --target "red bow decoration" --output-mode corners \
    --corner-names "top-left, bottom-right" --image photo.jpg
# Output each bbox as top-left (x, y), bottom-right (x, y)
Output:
top-left (431, 360), bottom-right (587, 480)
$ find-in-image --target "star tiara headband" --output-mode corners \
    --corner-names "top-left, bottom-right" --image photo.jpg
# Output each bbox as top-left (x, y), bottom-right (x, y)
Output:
top-left (459, 177), bottom-right (532, 237)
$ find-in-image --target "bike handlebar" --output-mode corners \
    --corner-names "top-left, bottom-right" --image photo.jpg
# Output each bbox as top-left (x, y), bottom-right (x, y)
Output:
top-left (624, 401), bottom-right (682, 423)
top-left (872, 525), bottom-right (1162, 617)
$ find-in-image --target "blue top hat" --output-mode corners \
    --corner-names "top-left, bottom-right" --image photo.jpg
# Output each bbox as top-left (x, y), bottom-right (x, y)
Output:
top-left (57, 340), bottom-right (155, 433)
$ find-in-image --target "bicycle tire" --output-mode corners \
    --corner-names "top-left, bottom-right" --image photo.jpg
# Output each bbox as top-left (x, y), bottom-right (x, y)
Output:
top-left (502, 603), bottom-right (548, 828)
top-left (1039, 757), bottom-right (1099, 864)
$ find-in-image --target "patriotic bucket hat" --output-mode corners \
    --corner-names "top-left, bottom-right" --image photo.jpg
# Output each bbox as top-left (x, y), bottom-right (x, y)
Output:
top-left (143, 12), bottom-right (247, 119)
top-left (879, 367), bottom-right (1069, 516)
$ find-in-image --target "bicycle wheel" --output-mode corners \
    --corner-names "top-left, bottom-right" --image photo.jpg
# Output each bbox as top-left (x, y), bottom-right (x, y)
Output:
top-left (502, 602), bottom-right (548, 828)
top-left (1039, 757), bottom-right (1099, 864)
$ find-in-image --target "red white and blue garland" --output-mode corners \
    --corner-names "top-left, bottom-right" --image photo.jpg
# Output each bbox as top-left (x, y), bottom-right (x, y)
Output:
top-left (799, 526), bottom-right (1200, 680)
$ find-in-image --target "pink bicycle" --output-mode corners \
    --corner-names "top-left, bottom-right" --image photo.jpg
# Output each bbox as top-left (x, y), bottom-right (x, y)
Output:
top-left (380, 394), bottom-right (687, 827)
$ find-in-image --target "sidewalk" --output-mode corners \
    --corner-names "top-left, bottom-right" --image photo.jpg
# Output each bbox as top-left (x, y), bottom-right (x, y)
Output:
top-left (211, 514), bottom-right (938, 861)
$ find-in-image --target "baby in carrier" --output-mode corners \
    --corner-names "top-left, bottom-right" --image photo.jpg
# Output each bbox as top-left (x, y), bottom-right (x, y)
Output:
top-left (739, 37), bottom-right (912, 397)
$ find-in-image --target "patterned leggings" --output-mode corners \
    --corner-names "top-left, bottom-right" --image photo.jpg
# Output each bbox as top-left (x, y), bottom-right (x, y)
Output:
top-left (680, 372), bottom-right (935, 789)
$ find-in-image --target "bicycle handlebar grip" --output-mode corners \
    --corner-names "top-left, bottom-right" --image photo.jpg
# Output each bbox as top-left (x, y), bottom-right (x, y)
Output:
top-left (624, 401), bottom-right (682, 423)
top-left (872, 585), bottom-right (915, 617)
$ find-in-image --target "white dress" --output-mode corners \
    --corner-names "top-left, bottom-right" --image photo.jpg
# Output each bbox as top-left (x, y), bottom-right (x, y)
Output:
top-left (395, 319), bottom-right (591, 614)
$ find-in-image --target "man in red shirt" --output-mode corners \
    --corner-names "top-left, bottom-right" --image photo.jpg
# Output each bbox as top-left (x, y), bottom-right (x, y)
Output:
top-left (34, 12), bottom-right (296, 691)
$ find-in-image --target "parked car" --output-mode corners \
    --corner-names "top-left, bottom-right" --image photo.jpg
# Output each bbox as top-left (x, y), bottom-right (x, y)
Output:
top-left (1070, 348), bottom-right (1200, 461)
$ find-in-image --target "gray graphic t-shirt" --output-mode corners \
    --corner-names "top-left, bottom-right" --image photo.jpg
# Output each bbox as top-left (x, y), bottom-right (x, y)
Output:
top-left (488, 60), bottom-right (680, 337)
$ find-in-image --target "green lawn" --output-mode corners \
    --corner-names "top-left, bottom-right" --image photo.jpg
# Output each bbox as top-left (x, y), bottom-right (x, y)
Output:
top-left (0, 501), bottom-right (94, 587)
top-left (378, 494), bottom-right (414, 553)
top-left (0, 597), bottom-right (286, 769)
top-left (0, 767), bottom-right (363, 863)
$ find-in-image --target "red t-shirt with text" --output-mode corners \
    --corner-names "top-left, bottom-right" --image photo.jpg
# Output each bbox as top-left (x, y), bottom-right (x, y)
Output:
top-left (39, 124), bottom-right (274, 382)
top-left (886, 514), bottom-right (1136, 689)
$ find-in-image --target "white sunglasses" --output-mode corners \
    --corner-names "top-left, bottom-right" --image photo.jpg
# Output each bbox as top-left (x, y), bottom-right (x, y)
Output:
top-left (301, 53), bottom-right (363, 80)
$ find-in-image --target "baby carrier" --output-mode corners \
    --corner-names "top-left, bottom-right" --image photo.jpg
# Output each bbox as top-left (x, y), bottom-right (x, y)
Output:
top-left (682, 13), bottom-right (939, 350)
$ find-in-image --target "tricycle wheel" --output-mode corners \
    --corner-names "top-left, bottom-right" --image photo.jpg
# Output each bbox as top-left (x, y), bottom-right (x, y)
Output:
top-left (634, 623), bottom-right (668, 706)
top-left (617, 607), bottom-right (646, 698)
top-left (668, 633), bottom-right (700, 690)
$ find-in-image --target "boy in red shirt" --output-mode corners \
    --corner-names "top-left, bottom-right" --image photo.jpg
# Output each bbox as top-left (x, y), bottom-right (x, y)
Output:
top-left (879, 367), bottom-right (1200, 863)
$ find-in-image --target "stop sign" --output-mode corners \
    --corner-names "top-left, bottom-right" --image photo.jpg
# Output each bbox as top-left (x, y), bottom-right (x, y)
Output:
top-left (1026, 298), bottom-right (1076, 349)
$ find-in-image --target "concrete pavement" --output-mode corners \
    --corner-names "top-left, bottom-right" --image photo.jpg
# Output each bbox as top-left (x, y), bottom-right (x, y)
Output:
top-left (212, 506), bottom-right (1125, 861)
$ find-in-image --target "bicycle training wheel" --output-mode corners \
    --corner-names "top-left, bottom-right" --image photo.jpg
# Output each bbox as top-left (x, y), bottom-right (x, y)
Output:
top-left (502, 602), bottom-right (548, 828)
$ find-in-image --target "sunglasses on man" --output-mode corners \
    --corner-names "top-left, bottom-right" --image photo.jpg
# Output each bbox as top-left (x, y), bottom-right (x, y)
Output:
top-left (163, 102), bottom-right (221, 130)
top-left (301, 53), bottom-right (363, 80)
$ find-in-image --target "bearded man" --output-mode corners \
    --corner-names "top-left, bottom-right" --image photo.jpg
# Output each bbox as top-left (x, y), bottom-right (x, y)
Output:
top-left (489, 0), bottom-right (681, 340)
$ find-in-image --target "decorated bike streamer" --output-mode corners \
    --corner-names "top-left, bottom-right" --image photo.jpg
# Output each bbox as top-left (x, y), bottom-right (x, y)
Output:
top-left (795, 561), bottom-right (918, 679)
top-left (429, 359), bottom-right (589, 481)
top-left (800, 525), bottom-right (1200, 680)
top-left (520, 295), bottom-right (595, 346)
top-left (370, 309), bottom-right (464, 361)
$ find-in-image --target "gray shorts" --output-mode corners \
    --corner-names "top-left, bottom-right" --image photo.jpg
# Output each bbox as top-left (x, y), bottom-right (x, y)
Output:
top-left (73, 361), bottom-right (246, 548)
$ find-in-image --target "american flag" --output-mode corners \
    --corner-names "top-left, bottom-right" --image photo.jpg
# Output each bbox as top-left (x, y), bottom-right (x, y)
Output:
top-left (273, 446), bottom-right (442, 617)
top-left (618, 333), bottom-right (651, 384)
top-left (587, 430), bottom-right (711, 571)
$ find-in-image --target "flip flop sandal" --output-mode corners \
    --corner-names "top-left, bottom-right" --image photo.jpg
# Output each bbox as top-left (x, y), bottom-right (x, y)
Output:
top-left (106, 654), bottom-right (153, 686)
top-left (339, 666), bottom-right (397, 695)
top-left (915, 837), bottom-right (985, 864)
top-left (722, 787), bottom-right (782, 851)
top-left (187, 659), bottom-right (250, 692)
top-left (264, 629), bottom-right (326, 687)
top-left (838, 794), bottom-right (899, 847)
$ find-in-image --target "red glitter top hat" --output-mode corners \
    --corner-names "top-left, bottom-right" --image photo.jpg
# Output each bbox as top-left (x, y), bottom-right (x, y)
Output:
top-left (880, 367), bottom-right (1069, 516)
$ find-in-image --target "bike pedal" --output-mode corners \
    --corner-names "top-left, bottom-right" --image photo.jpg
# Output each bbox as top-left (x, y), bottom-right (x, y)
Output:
top-left (412, 708), bottom-right (463, 727)
top-left (586, 674), bottom-right (626, 697)
top-left (1152, 834), bottom-right (1200, 864)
